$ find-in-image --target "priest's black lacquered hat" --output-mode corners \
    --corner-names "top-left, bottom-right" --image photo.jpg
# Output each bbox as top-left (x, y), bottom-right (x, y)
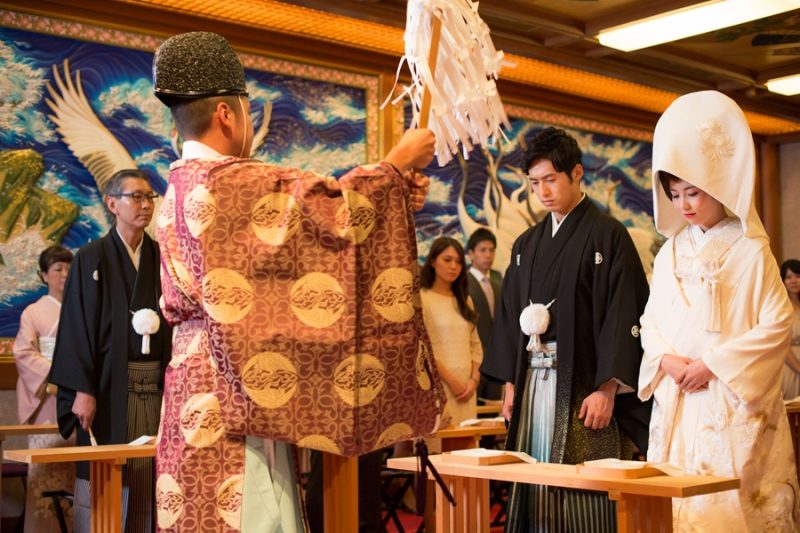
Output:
top-left (153, 32), bottom-right (248, 107)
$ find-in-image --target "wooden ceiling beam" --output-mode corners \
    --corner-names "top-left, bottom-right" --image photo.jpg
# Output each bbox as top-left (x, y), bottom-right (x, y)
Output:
top-left (543, 34), bottom-right (581, 49)
top-left (584, 46), bottom-right (619, 59)
top-left (638, 47), bottom-right (755, 85)
top-left (478, 3), bottom-right (584, 39)
top-left (716, 80), bottom-right (752, 92)
top-left (757, 61), bottom-right (800, 83)
top-left (490, 33), bottom-right (711, 94)
top-left (765, 130), bottom-right (800, 144)
top-left (725, 90), bottom-right (800, 122)
top-left (585, 0), bottom-right (711, 35)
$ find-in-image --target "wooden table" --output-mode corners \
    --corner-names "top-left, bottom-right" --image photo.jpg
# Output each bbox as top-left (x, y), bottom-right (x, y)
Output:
top-left (414, 422), bottom-right (509, 530)
top-left (0, 424), bottom-right (59, 511)
top-left (318, 422), bottom-right (506, 531)
top-left (388, 455), bottom-right (739, 533)
top-left (476, 403), bottom-right (502, 416)
top-left (434, 422), bottom-right (507, 452)
top-left (5, 443), bottom-right (156, 533)
top-left (322, 453), bottom-right (358, 532)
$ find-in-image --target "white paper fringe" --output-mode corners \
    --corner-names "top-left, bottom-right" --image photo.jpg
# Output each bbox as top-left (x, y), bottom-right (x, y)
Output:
top-left (386, 0), bottom-right (511, 166)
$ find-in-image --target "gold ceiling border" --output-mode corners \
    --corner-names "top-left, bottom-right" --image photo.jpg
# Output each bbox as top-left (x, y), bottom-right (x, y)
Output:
top-left (504, 104), bottom-right (653, 143)
top-left (0, 8), bottom-right (380, 162)
top-left (0, 9), bottom-right (163, 50)
top-left (389, 100), bottom-right (653, 150)
top-left (120, 0), bottom-right (800, 136)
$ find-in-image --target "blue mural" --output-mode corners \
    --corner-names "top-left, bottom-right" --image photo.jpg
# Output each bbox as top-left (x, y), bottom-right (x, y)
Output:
top-left (411, 108), bottom-right (657, 271)
top-left (0, 26), bottom-right (370, 337)
top-left (0, 20), bottom-right (656, 340)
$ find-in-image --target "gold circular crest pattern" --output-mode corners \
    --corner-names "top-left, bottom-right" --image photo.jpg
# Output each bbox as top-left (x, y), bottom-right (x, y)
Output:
top-left (371, 268), bottom-right (415, 323)
top-left (157, 184), bottom-right (176, 229)
top-left (333, 354), bottom-right (386, 406)
top-left (297, 434), bottom-right (341, 455)
top-left (171, 259), bottom-right (194, 300)
top-left (216, 475), bottom-right (244, 529)
top-left (169, 329), bottom-right (207, 369)
top-left (242, 352), bottom-right (299, 409)
top-left (183, 184), bottom-right (217, 238)
top-left (334, 190), bottom-right (377, 244)
top-left (290, 272), bottom-right (346, 328)
top-left (374, 423), bottom-right (415, 450)
top-left (156, 473), bottom-right (184, 529)
top-left (202, 268), bottom-right (254, 324)
top-left (179, 393), bottom-right (225, 449)
top-left (416, 340), bottom-right (432, 391)
top-left (250, 192), bottom-right (303, 246)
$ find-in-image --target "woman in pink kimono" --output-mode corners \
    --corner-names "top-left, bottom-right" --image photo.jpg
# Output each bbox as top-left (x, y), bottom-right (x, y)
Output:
top-left (13, 245), bottom-right (76, 532)
top-left (638, 91), bottom-right (799, 532)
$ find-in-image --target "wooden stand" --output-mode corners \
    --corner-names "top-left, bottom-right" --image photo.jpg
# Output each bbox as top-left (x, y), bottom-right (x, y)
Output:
top-left (421, 422), bottom-right (507, 531)
top-left (5, 443), bottom-right (155, 533)
top-left (475, 403), bottom-right (503, 416)
top-left (6, 441), bottom-right (363, 533)
top-left (611, 490), bottom-right (673, 533)
top-left (435, 421), bottom-right (507, 452)
top-left (0, 424), bottom-right (59, 512)
top-left (322, 452), bottom-right (358, 533)
top-left (389, 454), bottom-right (739, 533)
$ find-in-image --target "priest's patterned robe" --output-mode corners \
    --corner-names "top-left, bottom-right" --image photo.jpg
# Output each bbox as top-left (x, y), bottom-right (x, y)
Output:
top-left (155, 152), bottom-right (445, 531)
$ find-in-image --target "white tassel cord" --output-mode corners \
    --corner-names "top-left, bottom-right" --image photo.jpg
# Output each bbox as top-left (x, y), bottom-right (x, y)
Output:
top-left (132, 308), bottom-right (160, 354)
top-left (703, 275), bottom-right (721, 333)
top-left (388, 0), bottom-right (511, 166)
top-left (520, 298), bottom-right (555, 352)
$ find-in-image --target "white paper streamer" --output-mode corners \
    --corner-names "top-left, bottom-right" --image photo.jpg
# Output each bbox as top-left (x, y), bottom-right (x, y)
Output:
top-left (387, 0), bottom-right (511, 166)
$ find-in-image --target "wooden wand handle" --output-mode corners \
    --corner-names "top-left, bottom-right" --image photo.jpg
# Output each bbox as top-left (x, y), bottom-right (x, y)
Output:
top-left (418, 14), bottom-right (442, 129)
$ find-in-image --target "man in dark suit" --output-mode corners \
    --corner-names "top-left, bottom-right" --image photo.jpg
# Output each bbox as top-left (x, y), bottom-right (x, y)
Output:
top-left (466, 228), bottom-right (503, 401)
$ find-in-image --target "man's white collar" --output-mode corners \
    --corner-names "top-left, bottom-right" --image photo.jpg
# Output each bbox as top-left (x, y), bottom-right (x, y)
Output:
top-left (182, 140), bottom-right (225, 160)
top-left (551, 193), bottom-right (586, 237)
top-left (469, 266), bottom-right (489, 281)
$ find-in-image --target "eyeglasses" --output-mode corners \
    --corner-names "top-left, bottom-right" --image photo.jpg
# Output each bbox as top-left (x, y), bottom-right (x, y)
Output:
top-left (113, 192), bottom-right (159, 203)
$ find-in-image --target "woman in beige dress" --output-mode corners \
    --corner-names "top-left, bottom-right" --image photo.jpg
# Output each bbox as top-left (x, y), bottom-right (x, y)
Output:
top-left (420, 237), bottom-right (483, 425)
top-left (13, 246), bottom-right (75, 532)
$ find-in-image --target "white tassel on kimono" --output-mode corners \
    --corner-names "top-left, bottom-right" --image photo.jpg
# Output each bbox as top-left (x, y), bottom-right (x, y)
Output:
top-left (519, 299), bottom-right (555, 352)
top-left (387, 0), bottom-right (511, 166)
top-left (703, 275), bottom-right (722, 333)
top-left (131, 308), bottom-right (160, 354)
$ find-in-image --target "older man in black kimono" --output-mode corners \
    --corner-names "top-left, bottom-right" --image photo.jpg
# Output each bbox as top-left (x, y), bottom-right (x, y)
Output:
top-left (481, 127), bottom-right (651, 532)
top-left (50, 169), bottom-right (172, 533)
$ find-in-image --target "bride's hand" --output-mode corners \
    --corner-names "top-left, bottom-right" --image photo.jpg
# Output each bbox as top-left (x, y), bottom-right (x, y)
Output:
top-left (660, 354), bottom-right (692, 382)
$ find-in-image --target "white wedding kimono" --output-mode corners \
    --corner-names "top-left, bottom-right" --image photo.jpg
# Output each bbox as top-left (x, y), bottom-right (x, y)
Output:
top-left (638, 91), bottom-right (799, 532)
